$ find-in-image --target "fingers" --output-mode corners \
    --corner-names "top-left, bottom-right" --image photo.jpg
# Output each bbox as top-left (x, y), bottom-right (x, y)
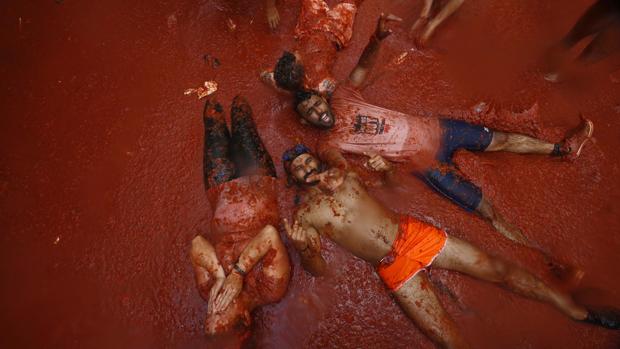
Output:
top-left (208, 283), bottom-right (221, 314)
top-left (292, 220), bottom-right (303, 241)
top-left (385, 14), bottom-right (403, 22)
top-left (283, 218), bottom-right (292, 235)
top-left (214, 282), bottom-right (238, 313)
top-left (306, 173), bottom-right (323, 182)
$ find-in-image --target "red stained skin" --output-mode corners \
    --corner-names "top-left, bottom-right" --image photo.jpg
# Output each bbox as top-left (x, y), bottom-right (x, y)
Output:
top-left (1, 0), bottom-right (619, 349)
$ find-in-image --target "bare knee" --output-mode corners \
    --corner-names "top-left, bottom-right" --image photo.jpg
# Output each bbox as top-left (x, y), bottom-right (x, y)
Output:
top-left (259, 225), bottom-right (284, 247)
top-left (261, 224), bottom-right (278, 238)
top-left (486, 257), bottom-right (510, 283)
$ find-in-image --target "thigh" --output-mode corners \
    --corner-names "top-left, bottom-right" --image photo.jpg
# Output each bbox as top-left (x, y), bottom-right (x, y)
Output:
top-left (437, 119), bottom-right (493, 163)
top-left (432, 236), bottom-right (503, 282)
top-left (393, 272), bottom-right (461, 347)
top-left (422, 167), bottom-right (483, 212)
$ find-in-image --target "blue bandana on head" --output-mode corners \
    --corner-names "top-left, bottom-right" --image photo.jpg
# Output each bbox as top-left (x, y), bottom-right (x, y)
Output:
top-left (282, 144), bottom-right (312, 163)
top-left (282, 144), bottom-right (314, 175)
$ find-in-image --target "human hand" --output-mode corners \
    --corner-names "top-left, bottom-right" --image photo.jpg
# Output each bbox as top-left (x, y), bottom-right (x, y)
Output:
top-left (266, 6), bottom-right (280, 30)
top-left (307, 168), bottom-right (344, 192)
top-left (283, 219), bottom-right (309, 251)
top-left (213, 272), bottom-right (243, 313)
top-left (364, 152), bottom-right (392, 172)
top-left (375, 13), bottom-right (403, 40)
top-left (207, 276), bottom-right (225, 314)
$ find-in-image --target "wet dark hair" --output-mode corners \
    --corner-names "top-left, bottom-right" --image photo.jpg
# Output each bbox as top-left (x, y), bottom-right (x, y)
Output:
top-left (274, 51), bottom-right (304, 91)
top-left (294, 90), bottom-right (313, 108)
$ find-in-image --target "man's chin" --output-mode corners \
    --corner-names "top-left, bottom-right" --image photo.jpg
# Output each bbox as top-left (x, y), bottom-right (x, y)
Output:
top-left (317, 121), bottom-right (334, 130)
top-left (304, 179), bottom-right (320, 186)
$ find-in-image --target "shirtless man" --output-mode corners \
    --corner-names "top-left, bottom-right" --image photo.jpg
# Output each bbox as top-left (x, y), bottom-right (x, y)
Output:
top-left (190, 96), bottom-right (290, 336)
top-left (281, 144), bottom-right (619, 348)
top-left (282, 14), bottom-right (594, 253)
top-left (410, 0), bottom-right (465, 46)
top-left (262, 0), bottom-right (361, 96)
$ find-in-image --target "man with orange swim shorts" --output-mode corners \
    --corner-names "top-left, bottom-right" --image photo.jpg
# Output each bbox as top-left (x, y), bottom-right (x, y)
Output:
top-left (281, 144), bottom-right (620, 349)
top-left (377, 215), bottom-right (447, 291)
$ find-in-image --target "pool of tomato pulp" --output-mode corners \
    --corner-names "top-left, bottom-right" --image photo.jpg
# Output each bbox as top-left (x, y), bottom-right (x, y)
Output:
top-left (1, 0), bottom-right (619, 348)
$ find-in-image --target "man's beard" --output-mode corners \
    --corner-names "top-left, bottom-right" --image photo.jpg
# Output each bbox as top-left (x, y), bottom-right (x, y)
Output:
top-left (303, 168), bottom-right (319, 185)
top-left (302, 163), bottom-right (326, 186)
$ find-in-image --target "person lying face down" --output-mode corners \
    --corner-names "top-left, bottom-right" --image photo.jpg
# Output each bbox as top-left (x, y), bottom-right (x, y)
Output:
top-left (189, 96), bottom-right (290, 337)
top-left (261, 0), bottom-right (361, 96)
top-left (287, 13), bottom-right (595, 280)
top-left (282, 144), bottom-right (620, 349)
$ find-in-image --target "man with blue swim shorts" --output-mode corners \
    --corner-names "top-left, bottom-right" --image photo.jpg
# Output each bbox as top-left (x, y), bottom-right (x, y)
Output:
top-left (287, 13), bottom-right (595, 250)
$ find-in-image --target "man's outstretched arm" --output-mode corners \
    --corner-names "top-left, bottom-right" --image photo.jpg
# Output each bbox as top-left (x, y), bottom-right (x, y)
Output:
top-left (284, 218), bottom-right (327, 276)
top-left (260, 70), bottom-right (287, 92)
top-left (348, 13), bottom-right (402, 88)
top-left (364, 152), bottom-right (399, 186)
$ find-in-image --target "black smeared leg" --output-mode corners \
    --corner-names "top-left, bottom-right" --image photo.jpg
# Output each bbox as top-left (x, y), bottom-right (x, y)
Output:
top-left (229, 95), bottom-right (277, 178)
top-left (203, 99), bottom-right (236, 189)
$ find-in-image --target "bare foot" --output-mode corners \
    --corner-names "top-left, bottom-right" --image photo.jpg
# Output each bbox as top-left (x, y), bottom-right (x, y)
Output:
top-left (560, 117), bottom-right (594, 160)
top-left (266, 6), bottom-right (280, 30)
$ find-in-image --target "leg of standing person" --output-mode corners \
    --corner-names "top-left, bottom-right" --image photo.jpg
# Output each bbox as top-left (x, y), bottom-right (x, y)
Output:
top-left (545, 0), bottom-right (619, 81)
top-left (575, 20), bottom-right (620, 66)
top-left (419, 0), bottom-right (465, 45)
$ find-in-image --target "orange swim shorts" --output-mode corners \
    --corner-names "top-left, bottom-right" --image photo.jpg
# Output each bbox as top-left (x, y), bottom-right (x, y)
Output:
top-left (377, 215), bottom-right (447, 291)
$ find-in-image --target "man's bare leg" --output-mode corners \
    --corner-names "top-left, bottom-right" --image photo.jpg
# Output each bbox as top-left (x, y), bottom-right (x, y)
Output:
top-left (476, 197), bottom-right (530, 246)
top-left (485, 117), bottom-right (594, 160)
top-left (477, 196), bottom-right (585, 287)
top-left (411, 0), bottom-right (433, 35)
top-left (393, 272), bottom-right (470, 349)
top-left (432, 236), bottom-right (588, 320)
top-left (419, 0), bottom-right (465, 45)
top-left (485, 132), bottom-right (555, 154)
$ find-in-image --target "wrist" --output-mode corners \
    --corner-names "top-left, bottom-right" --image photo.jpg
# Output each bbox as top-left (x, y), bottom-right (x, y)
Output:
top-left (232, 263), bottom-right (246, 277)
